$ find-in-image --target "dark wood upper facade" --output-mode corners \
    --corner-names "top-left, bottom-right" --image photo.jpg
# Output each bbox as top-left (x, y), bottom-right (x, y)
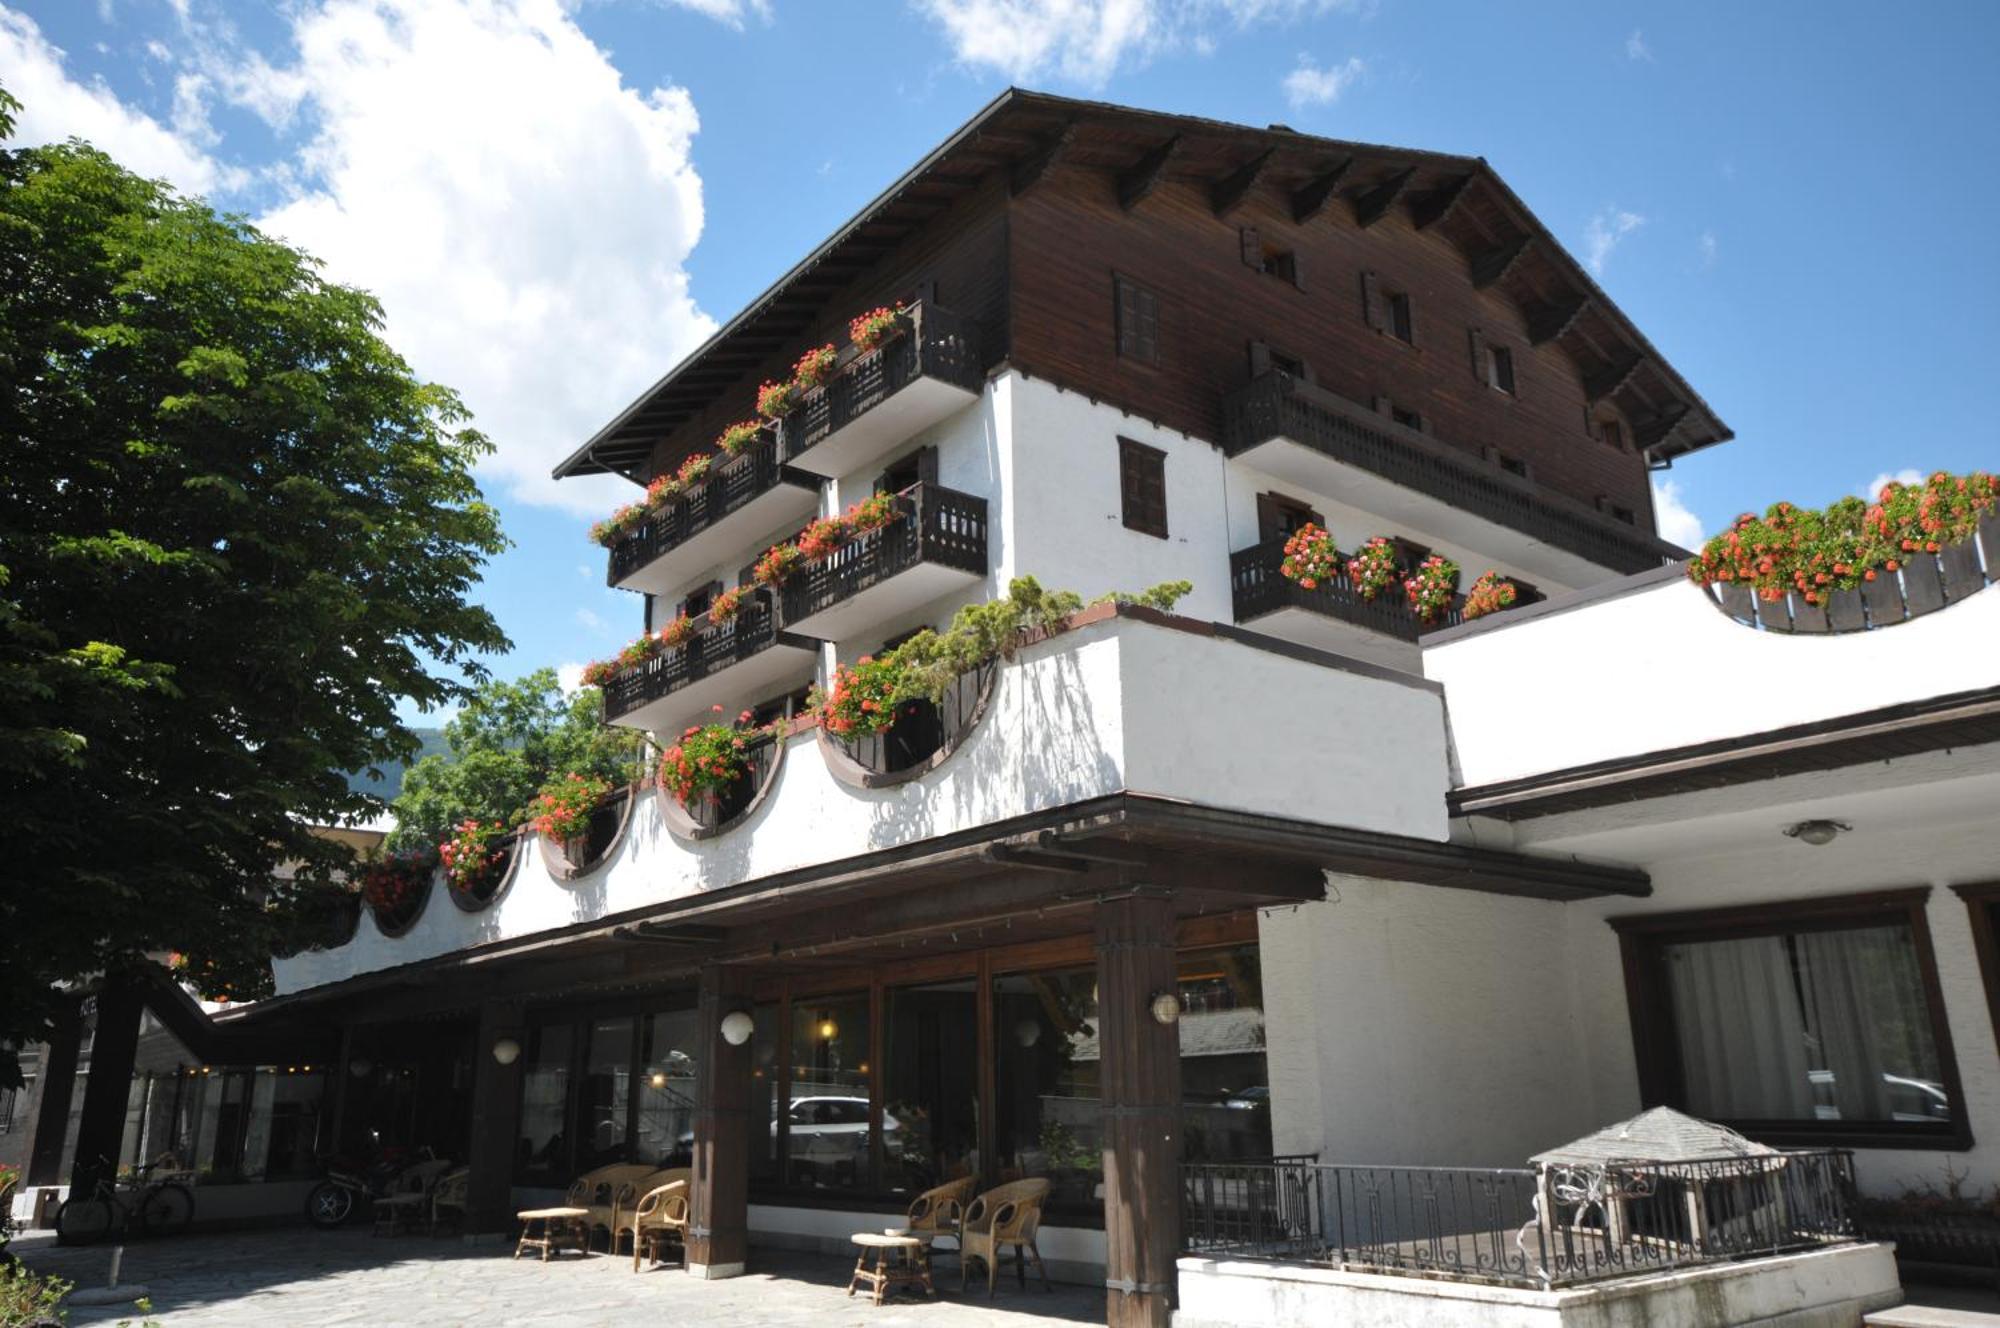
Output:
top-left (557, 90), bottom-right (1730, 557)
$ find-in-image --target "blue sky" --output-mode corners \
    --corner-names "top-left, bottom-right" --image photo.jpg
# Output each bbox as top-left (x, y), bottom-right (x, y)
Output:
top-left (5, 0), bottom-right (1996, 714)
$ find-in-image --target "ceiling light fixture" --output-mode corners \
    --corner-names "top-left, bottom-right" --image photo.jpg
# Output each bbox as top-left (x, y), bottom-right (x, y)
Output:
top-left (1782, 819), bottom-right (1851, 847)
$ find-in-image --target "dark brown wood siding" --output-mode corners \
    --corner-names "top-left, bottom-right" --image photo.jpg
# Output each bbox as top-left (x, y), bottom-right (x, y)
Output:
top-left (1006, 161), bottom-right (1659, 527)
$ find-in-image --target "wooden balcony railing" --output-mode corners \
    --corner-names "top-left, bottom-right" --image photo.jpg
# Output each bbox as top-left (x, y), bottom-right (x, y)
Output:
top-left (779, 301), bottom-right (982, 466)
top-left (778, 483), bottom-right (988, 626)
top-left (601, 592), bottom-right (798, 725)
top-left (1230, 537), bottom-right (1444, 640)
top-left (1220, 373), bottom-right (1679, 576)
top-left (606, 432), bottom-right (813, 589)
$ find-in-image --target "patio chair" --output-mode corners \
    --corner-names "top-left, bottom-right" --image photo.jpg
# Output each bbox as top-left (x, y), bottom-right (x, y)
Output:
top-left (906, 1175), bottom-right (976, 1255)
top-left (959, 1178), bottom-right (1052, 1296)
top-left (611, 1167), bottom-right (688, 1255)
top-left (374, 1157), bottom-right (455, 1237)
top-left (429, 1166), bottom-right (469, 1235)
top-left (565, 1163), bottom-right (657, 1250)
top-left (625, 1177), bottom-right (691, 1273)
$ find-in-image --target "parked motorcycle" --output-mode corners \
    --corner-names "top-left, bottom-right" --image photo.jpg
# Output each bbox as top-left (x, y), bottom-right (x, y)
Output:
top-left (303, 1144), bottom-right (431, 1228)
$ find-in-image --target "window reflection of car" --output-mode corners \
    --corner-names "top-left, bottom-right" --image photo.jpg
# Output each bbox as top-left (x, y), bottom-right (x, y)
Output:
top-left (778, 1097), bottom-right (901, 1179)
top-left (1806, 1070), bottom-right (1950, 1122)
top-left (1224, 1087), bottom-right (1269, 1110)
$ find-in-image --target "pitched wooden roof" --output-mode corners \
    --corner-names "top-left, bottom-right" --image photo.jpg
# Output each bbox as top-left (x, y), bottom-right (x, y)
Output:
top-left (556, 89), bottom-right (1732, 482)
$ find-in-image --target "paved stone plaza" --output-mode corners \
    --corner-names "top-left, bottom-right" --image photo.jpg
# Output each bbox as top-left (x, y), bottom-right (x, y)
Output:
top-left (12, 1228), bottom-right (1102, 1327)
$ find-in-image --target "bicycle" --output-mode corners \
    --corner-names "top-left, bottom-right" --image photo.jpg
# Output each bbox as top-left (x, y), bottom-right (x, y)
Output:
top-left (54, 1154), bottom-right (196, 1245)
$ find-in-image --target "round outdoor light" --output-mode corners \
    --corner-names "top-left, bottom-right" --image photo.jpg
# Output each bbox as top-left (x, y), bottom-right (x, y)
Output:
top-left (1014, 1018), bottom-right (1042, 1048)
top-left (491, 1037), bottom-right (522, 1066)
top-left (818, 1018), bottom-right (839, 1041)
top-left (1783, 819), bottom-right (1851, 847)
top-left (720, 1010), bottom-right (755, 1047)
top-left (1149, 991), bottom-right (1183, 1027)
top-left (348, 1057), bottom-right (373, 1078)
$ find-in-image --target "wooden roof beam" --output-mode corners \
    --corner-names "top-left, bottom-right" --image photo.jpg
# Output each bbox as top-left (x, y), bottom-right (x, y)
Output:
top-left (1471, 234), bottom-right (1534, 289)
top-left (1585, 353), bottom-right (1647, 403)
top-left (1352, 167), bottom-right (1416, 228)
top-left (1117, 134), bottom-right (1182, 210)
top-left (1209, 148), bottom-right (1275, 219)
top-left (1290, 158), bottom-right (1353, 223)
top-left (1529, 295), bottom-right (1593, 346)
top-left (1413, 172), bottom-right (1477, 231)
top-left (1636, 404), bottom-right (1692, 452)
top-left (1009, 122), bottom-right (1075, 197)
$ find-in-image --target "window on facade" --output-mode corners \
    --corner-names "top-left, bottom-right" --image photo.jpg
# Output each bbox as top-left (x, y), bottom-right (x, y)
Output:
top-left (1390, 404), bottom-right (1424, 433)
top-left (994, 966), bottom-right (1102, 1216)
top-left (1256, 492), bottom-right (1323, 543)
top-left (1118, 437), bottom-right (1169, 539)
top-left (1177, 945), bottom-right (1274, 1163)
top-left (1114, 275), bottom-right (1160, 364)
top-left (1487, 345), bottom-right (1516, 395)
top-left (884, 979), bottom-right (981, 1198)
top-left (518, 1023), bottom-right (573, 1177)
top-left (749, 1001), bottom-right (781, 1185)
top-left (1386, 292), bottom-right (1414, 344)
top-left (1599, 418), bottom-right (1626, 450)
top-left (637, 1009), bottom-right (698, 1167)
top-left (786, 994), bottom-right (872, 1191)
top-left (680, 582), bottom-right (718, 621)
top-left (1494, 452), bottom-right (1529, 479)
top-left (1598, 498), bottom-right (1637, 525)
top-left (1616, 893), bottom-right (1964, 1145)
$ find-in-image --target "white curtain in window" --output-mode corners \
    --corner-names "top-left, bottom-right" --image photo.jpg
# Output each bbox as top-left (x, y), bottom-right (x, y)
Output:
top-left (1796, 925), bottom-right (1936, 1120)
top-left (1666, 936), bottom-right (1814, 1118)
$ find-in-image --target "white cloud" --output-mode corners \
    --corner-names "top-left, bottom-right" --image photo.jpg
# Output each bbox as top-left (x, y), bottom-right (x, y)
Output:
top-left (233, 0), bottom-right (716, 515)
top-left (575, 605), bottom-right (607, 632)
top-left (1695, 228), bottom-right (1717, 270)
top-left (1282, 54), bottom-right (1364, 109)
top-left (556, 661), bottom-right (588, 694)
top-left (1867, 469), bottom-right (1924, 501)
top-left (1625, 28), bottom-right (1651, 62)
top-left (656, 0), bottom-right (772, 27)
top-left (1651, 478), bottom-right (1704, 550)
top-left (912, 0), bottom-right (1364, 85)
top-left (0, 7), bottom-right (236, 195)
top-left (1582, 205), bottom-right (1644, 275)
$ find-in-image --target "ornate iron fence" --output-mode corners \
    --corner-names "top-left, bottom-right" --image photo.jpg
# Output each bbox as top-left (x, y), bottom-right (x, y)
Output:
top-left (1183, 1151), bottom-right (1857, 1290)
top-left (780, 301), bottom-right (982, 465)
top-left (1219, 372), bottom-right (1677, 577)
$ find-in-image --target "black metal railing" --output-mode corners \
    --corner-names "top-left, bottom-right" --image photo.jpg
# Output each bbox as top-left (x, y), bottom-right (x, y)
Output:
top-left (680, 728), bottom-right (783, 832)
top-left (1230, 537), bottom-right (1450, 641)
top-left (1706, 519), bottom-right (1997, 634)
top-left (607, 432), bottom-right (812, 587)
top-left (778, 483), bottom-right (988, 627)
top-left (1219, 373), bottom-right (1679, 576)
top-left (1183, 1151), bottom-right (1857, 1290)
top-left (779, 301), bottom-right (982, 465)
top-left (601, 592), bottom-right (796, 725)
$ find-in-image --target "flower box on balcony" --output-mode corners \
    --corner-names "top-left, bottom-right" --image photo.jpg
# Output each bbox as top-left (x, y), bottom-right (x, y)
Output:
top-left (606, 432), bottom-right (820, 597)
top-left (779, 301), bottom-right (982, 480)
top-left (777, 483), bottom-right (989, 641)
top-left (599, 590), bottom-right (819, 736)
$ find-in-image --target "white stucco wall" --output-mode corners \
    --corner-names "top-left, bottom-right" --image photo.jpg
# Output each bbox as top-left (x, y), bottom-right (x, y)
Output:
top-left (1425, 572), bottom-right (2000, 788)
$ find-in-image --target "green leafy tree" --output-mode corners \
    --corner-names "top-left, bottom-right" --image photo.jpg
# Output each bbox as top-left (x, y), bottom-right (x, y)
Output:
top-left (388, 669), bottom-right (646, 851)
top-left (0, 86), bottom-right (509, 1083)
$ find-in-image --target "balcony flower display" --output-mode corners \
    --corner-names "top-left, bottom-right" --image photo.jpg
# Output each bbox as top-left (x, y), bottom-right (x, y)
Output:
top-left (530, 772), bottom-right (611, 846)
top-left (659, 708), bottom-right (769, 808)
top-left (715, 419), bottom-right (763, 456)
top-left (1404, 554), bottom-right (1461, 623)
top-left (644, 470), bottom-right (684, 510)
top-left (792, 343), bottom-right (839, 391)
top-left (1686, 470), bottom-right (1998, 605)
top-left (849, 303), bottom-right (907, 353)
top-left (708, 584), bottom-right (748, 625)
top-left (796, 515), bottom-right (849, 562)
top-left (815, 656), bottom-right (908, 738)
top-left (1345, 536), bottom-right (1401, 600)
top-left (753, 540), bottom-right (805, 586)
top-left (1461, 571), bottom-right (1519, 621)
top-left (440, 819), bottom-right (508, 895)
top-left (588, 502), bottom-right (648, 549)
top-left (675, 452), bottom-right (713, 490)
top-left (359, 848), bottom-right (436, 919)
top-left (1278, 523), bottom-right (1342, 590)
top-left (656, 613), bottom-right (697, 650)
top-left (756, 377), bottom-right (802, 420)
top-left (846, 489), bottom-right (900, 535)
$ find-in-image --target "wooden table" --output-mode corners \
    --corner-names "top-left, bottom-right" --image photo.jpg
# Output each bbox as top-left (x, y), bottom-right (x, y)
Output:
top-left (846, 1232), bottom-right (934, 1305)
top-left (515, 1206), bottom-right (592, 1262)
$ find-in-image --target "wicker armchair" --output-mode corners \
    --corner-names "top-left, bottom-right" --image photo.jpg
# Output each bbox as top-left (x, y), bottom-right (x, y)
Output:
top-left (565, 1163), bottom-right (658, 1249)
top-left (428, 1167), bottom-right (469, 1234)
top-left (906, 1176), bottom-right (976, 1254)
top-left (610, 1167), bottom-right (687, 1254)
top-left (624, 1176), bottom-right (691, 1272)
top-left (959, 1178), bottom-right (1052, 1296)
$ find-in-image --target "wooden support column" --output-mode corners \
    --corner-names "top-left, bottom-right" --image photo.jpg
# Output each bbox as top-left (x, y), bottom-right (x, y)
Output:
top-left (68, 978), bottom-right (142, 1199)
top-left (23, 999), bottom-right (82, 1187)
top-left (688, 963), bottom-right (754, 1279)
top-left (1096, 891), bottom-right (1181, 1328)
top-left (463, 1001), bottom-right (524, 1237)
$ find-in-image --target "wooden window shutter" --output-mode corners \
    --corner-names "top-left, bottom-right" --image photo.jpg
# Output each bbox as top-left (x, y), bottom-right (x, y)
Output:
top-left (1115, 276), bottom-right (1160, 364)
top-left (1256, 492), bottom-right (1284, 543)
top-left (1248, 341), bottom-right (1273, 377)
top-left (1240, 226), bottom-right (1262, 270)
top-left (1118, 437), bottom-right (1168, 539)
top-left (643, 593), bottom-right (657, 634)
top-left (1360, 271), bottom-right (1385, 329)
top-left (1469, 328), bottom-right (1487, 382)
top-left (1288, 248), bottom-right (1305, 292)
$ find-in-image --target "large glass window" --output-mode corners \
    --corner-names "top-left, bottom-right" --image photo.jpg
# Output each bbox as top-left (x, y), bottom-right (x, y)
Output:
top-left (1176, 945), bottom-right (1272, 1162)
top-left (1619, 893), bottom-right (1965, 1147)
top-left (883, 980), bottom-right (980, 1198)
top-left (786, 995), bottom-right (871, 1190)
top-left (637, 1010), bottom-right (698, 1167)
top-left (578, 1016), bottom-right (635, 1167)
top-left (749, 1001), bottom-right (780, 1185)
top-left (993, 967), bottom-right (1102, 1214)
top-left (517, 1022), bottom-right (572, 1177)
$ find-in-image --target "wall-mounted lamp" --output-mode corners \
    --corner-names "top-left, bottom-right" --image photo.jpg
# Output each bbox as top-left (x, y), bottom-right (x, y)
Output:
top-left (1783, 819), bottom-right (1851, 847)
top-left (720, 1010), bottom-right (755, 1047)
top-left (1149, 991), bottom-right (1183, 1027)
top-left (491, 1036), bottom-right (522, 1066)
top-left (348, 1057), bottom-right (373, 1078)
top-left (1014, 1018), bottom-right (1042, 1048)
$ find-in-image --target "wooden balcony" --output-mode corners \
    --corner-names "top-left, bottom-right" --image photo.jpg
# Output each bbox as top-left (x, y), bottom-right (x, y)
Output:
top-left (779, 302), bottom-right (982, 479)
top-left (1230, 537), bottom-right (1436, 671)
top-left (601, 592), bottom-right (818, 735)
top-left (779, 484), bottom-right (988, 641)
top-left (1220, 373), bottom-right (1680, 589)
top-left (607, 434), bottom-right (820, 597)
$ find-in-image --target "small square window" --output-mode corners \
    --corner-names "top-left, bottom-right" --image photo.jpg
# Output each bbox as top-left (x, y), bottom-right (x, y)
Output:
top-left (1497, 453), bottom-right (1529, 479)
top-left (1487, 346), bottom-right (1516, 395)
top-left (1390, 404), bottom-right (1423, 432)
top-left (1115, 275), bottom-right (1160, 365)
top-left (1599, 419), bottom-right (1625, 450)
top-left (1269, 349), bottom-right (1307, 380)
top-left (1118, 437), bottom-right (1168, 539)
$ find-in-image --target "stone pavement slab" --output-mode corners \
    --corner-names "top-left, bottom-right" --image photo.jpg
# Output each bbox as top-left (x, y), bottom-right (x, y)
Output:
top-left (11, 1227), bottom-right (1101, 1327)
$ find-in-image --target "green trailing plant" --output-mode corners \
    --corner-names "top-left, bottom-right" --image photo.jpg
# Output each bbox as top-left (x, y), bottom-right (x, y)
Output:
top-left (0, 1261), bottom-right (71, 1328)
